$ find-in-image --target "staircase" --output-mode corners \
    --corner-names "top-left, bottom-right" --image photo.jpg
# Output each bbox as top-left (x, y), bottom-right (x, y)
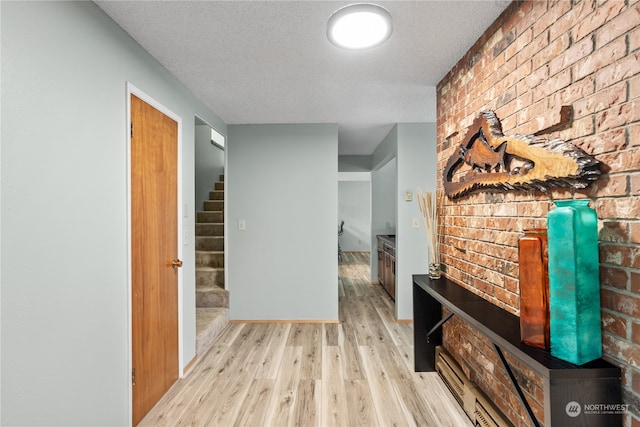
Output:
top-left (195, 174), bottom-right (229, 357)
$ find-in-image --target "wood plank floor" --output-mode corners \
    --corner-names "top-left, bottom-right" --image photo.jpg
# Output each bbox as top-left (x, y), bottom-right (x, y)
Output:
top-left (139, 252), bottom-right (472, 427)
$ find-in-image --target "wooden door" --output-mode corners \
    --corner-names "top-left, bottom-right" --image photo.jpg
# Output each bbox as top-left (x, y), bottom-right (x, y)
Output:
top-left (130, 94), bottom-right (180, 426)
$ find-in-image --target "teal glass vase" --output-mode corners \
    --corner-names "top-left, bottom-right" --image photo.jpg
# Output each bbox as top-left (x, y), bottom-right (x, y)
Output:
top-left (547, 199), bottom-right (602, 365)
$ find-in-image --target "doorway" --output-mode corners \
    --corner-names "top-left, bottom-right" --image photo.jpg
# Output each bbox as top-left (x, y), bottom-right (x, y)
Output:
top-left (128, 87), bottom-right (183, 425)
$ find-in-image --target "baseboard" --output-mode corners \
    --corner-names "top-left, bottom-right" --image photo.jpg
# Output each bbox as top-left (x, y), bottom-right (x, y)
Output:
top-left (396, 318), bottom-right (413, 323)
top-left (230, 319), bottom-right (340, 324)
top-left (182, 355), bottom-right (197, 377)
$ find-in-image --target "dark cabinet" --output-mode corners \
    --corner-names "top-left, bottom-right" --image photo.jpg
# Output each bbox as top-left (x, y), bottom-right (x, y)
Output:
top-left (377, 235), bottom-right (395, 300)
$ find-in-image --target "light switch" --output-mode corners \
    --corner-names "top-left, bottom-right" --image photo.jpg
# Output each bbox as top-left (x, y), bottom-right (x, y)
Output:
top-left (238, 219), bottom-right (246, 231)
top-left (412, 217), bottom-right (420, 229)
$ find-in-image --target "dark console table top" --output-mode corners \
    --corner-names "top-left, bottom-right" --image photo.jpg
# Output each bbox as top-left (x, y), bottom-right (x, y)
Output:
top-left (413, 274), bottom-right (619, 379)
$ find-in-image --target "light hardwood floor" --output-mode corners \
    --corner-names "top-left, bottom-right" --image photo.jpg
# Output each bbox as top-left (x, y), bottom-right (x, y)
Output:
top-left (139, 252), bottom-right (472, 427)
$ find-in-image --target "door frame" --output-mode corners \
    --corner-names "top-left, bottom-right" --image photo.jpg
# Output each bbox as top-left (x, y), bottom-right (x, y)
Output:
top-left (126, 83), bottom-right (184, 425)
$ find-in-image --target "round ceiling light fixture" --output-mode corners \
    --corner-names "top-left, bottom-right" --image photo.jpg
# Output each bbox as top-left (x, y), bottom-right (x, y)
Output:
top-left (327, 3), bottom-right (392, 50)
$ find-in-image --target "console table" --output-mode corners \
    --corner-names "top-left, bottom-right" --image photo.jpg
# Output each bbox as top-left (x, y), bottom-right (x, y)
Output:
top-left (413, 275), bottom-right (622, 427)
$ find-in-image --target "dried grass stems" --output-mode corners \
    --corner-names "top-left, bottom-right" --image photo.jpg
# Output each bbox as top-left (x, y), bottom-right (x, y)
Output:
top-left (417, 189), bottom-right (443, 265)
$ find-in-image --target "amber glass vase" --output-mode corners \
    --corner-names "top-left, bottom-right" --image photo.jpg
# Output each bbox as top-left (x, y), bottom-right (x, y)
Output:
top-left (518, 228), bottom-right (550, 350)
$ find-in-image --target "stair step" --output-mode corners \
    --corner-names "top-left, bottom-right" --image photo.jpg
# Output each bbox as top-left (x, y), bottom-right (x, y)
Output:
top-left (196, 308), bottom-right (229, 356)
top-left (196, 223), bottom-right (224, 237)
top-left (219, 174), bottom-right (224, 182)
top-left (196, 267), bottom-right (225, 288)
top-left (196, 250), bottom-right (224, 268)
top-left (196, 236), bottom-right (224, 251)
top-left (196, 284), bottom-right (229, 308)
top-left (197, 211), bottom-right (223, 223)
top-left (214, 181), bottom-right (224, 191)
top-left (203, 200), bottom-right (224, 212)
top-left (209, 190), bottom-right (224, 200)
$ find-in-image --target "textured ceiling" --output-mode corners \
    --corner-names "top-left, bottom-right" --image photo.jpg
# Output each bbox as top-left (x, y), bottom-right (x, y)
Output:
top-left (96, 1), bottom-right (510, 155)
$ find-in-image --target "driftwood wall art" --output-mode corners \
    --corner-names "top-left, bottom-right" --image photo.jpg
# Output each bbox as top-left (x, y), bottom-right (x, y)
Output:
top-left (443, 109), bottom-right (601, 199)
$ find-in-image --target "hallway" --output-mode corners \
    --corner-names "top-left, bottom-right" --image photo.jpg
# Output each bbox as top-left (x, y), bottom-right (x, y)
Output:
top-left (139, 252), bottom-right (471, 426)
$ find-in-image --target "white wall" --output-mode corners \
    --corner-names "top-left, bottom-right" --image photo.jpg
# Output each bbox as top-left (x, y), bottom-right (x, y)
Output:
top-left (227, 124), bottom-right (338, 321)
top-left (195, 124), bottom-right (225, 210)
top-left (338, 179), bottom-right (371, 252)
top-left (1, 2), bottom-right (225, 425)
top-left (395, 123), bottom-right (437, 320)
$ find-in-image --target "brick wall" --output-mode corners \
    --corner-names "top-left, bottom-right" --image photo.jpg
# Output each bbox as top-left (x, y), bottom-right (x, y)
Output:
top-left (436, 1), bottom-right (640, 425)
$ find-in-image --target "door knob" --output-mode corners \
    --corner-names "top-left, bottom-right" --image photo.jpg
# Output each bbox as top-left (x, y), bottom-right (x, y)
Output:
top-left (171, 259), bottom-right (183, 272)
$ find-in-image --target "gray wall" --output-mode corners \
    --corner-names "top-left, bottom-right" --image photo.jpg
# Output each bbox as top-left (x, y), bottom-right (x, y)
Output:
top-left (1, 2), bottom-right (225, 425)
top-left (371, 126), bottom-right (398, 282)
top-left (195, 124), bottom-right (225, 210)
top-left (227, 124), bottom-right (338, 321)
top-left (338, 179), bottom-right (371, 252)
top-left (395, 123), bottom-right (437, 320)
top-left (338, 155), bottom-right (372, 172)
top-left (369, 124), bottom-right (436, 320)
top-left (371, 144), bottom-right (398, 282)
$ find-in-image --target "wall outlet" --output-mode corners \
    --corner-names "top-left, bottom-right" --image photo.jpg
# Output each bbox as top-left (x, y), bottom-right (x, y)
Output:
top-left (406, 191), bottom-right (413, 201)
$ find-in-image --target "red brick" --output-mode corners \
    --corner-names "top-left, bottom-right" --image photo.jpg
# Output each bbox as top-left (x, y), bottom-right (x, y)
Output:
top-left (632, 223), bottom-right (640, 244)
top-left (612, 291), bottom-right (640, 317)
top-left (574, 35), bottom-right (627, 82)
top-left (513, 0), bottom-right (539, 35)
top-left (597, 101), bottom-right (640, 133)
top-left (595, 51), bottom-right (640, 91)
top-left (589, 173), bottom-right (628, 197)
top-left (436, 0), bottom-right (640, 419)
top-left (601, 243), bottom-right (626, 266)
top-left (573, 0), bottom-right (624, 43)
top-left (545, 0), bottom-right (576, 41)
top-left (596, 148), bottom-right (637, 175)
top-left (601, 220), bottom-right (631, 243)
top-left (633, 272), bottom-right (640, 293)
top-left (631, 74), bottom-right (640, 101)
top-left (533, 67), bottom-right (572, 100)
top-left (604, 311), bottom-right (628, 338)
top-left (631, 26), bottom-right (640, 52)
top-left (595, 196), bottom-right (640, 219)
top-left (579, 127), bottom-right (626, 156)
top-left (633, 322), bottom-right (640, 344)
top-left (632, 173), bottom-right (640, 195)
top-left (532, 33), bottom-right (571, 73)
top-left (549, 74), bottom-right (595, 106)
top-left (505, 28), bottom-right (532, 62)
top-left (516, 31), bottom-right (549, 72)
top-left (623, 369), bottom-right (640, 394)
top-left (596, 3), bottom-right (640, 49)
top-left (574, 81), bottom-right (627, 119)
top-left (560, 114), bottom-right (595, 140)
top-left (603, 334), bottom-right (640, 369)
top-left (601, 265), bottom-right (629, 289)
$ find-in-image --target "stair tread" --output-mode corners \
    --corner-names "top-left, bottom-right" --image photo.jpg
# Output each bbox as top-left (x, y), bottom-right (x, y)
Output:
top-left (196, 283), bottom-right (227, 292)
top-left (196, 266), bottom-right (224, 272)
top-left (196, 308), bottom-right (229, 356)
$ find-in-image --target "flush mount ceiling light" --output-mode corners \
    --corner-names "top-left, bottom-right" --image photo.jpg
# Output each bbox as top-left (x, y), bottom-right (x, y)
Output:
top-left (327, 3), bottom-right (392, 50)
